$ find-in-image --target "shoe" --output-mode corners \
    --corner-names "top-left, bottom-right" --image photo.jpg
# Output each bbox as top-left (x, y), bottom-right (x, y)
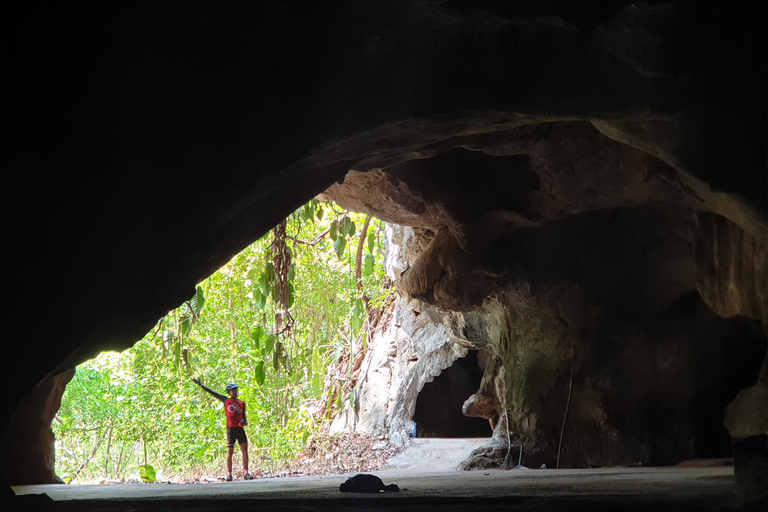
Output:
top-left (244, 472), bottom-right (254, 480)
top-left (225, 474), bottom-right (233, 482)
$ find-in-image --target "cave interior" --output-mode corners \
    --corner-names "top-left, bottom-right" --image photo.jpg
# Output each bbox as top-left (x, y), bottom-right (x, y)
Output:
top-left (6, 0), bottom-right (767, 509)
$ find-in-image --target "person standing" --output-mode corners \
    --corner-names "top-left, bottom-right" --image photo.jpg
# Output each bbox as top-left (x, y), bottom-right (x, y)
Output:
top-left (192, 378), bottom-right (254, 481)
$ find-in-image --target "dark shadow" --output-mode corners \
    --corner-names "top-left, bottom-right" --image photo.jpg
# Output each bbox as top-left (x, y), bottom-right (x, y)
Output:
top-left (413, 351), bottom-right (493, 438)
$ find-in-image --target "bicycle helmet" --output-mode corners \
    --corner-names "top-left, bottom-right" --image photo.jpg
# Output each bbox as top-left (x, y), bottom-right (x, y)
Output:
top-left (226, 383), bottom-right (238, 391)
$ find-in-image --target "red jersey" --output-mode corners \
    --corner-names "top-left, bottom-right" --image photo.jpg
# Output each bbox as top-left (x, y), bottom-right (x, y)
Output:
top-left (194, 380), bottom-right (248, 428)
top-left (224, 397), bottom-right (247, 427)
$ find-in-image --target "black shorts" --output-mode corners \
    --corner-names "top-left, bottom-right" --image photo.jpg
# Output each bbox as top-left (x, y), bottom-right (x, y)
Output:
top-left (227, 427), bottom-right (248, 447)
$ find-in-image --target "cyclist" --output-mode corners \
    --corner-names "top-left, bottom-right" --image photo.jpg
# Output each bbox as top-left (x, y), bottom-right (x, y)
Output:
top-left (192, 378), bottom-right (254, 481)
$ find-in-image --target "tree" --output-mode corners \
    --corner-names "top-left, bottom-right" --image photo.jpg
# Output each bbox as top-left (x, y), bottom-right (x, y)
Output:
top-left (54, 200), bottom-right (391, 481)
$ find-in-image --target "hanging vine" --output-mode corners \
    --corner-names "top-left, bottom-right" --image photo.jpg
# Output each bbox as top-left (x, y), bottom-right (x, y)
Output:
top-left (269, 219), bottom-right (295, 335)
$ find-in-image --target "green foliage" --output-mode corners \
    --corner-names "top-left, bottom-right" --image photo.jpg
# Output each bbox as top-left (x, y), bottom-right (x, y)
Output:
top-left (139, 465), bottom-right (157, 482)
top-left (53, 200), bottom-right (391, 482)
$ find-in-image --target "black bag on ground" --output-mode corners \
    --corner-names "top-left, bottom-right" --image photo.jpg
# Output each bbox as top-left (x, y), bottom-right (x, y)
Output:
top-left (339, 473), bottom-right (399, 493)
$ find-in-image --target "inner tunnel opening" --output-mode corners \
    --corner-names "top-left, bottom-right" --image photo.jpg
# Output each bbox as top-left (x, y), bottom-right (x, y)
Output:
top-left (412, 351), bottom-right (493, 438)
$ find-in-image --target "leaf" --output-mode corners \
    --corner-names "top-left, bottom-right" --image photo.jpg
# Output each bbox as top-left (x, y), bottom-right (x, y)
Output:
top-left (190, 286), bottom-right (205, 316)
top-left (264, 334), bottom-right (276, 355)
top-left (287, 263), bottom-right (296, 282)
top-left (265, 262), bottom-right (275, 283)
top-left (330, 220), bottom-right (338, 241)
top-left (259, 274), bottom-right (271, 298)
top-left (253, 289), bottom-right (267, 310)
top-left (350, 314), bottom-right (363, 332)
top-left (311, 348), bottom-right (324, 397)
top-left (348, 220), bottom-right (356, 237)
top-left (180, 315), bottom-right (192, 338)
top-left (334, 237), bottom-right (346, 259)
top-left (353, 298), bottom-right (365, 316)
top-left (312, 371), bottom-right (323, 398)
top-left (363, 253), bottom-right (375, 277)
top-left (192, 285), bottom-right (205, 315)
top-left (368, 231), bottom-right (375, 254)
top-left (341, 217), bottom-right (351, 237)
top-left (254, 360), bottom-right (265, 386)
top-left (316, 207), bottom-right (324, 221)
top-left (250, 326), bottom-right (264, 349)
top-left (139, 464), bottom-right (157, 482)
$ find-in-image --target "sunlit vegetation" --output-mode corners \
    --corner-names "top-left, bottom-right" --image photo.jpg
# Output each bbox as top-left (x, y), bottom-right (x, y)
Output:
top-left (53, 200), bottom-right (392, 483)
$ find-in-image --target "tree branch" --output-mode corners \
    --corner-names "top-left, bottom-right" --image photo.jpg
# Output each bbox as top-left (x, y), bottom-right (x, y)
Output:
top-left (70, 429), bottom-right (107, 483)
top-left (286, 211), bottom-right (350, 247)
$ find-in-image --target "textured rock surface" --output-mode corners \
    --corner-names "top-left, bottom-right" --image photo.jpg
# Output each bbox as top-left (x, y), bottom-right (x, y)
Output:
top-left (6, 1), bottom-right (766, 507)
top-left (0, 370), bottom-right (74, 485)
top-left (343, 217), bottom-right (765, 471)
top-left (331, 227), bottom-right (471, 447)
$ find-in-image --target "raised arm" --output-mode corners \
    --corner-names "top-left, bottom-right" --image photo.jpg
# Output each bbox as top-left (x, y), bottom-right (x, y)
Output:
top-left (192, 378), bottom-right (227, 403)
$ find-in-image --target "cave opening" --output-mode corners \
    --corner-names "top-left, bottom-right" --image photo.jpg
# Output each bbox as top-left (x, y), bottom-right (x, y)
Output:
top-left (412, 351), bottom-right (493, 438)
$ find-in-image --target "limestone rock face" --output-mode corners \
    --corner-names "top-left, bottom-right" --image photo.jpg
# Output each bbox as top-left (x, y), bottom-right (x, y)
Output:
top-left (724, 384), bottom-right (768, 440)
top-left (694, 213), bottom-right (768, 323)
top-left (332, 227), bottom-right (470, 447)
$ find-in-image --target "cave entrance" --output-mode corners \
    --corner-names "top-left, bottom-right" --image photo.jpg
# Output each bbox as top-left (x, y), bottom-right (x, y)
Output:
top-left (412, 351), bottom-right (493, 438)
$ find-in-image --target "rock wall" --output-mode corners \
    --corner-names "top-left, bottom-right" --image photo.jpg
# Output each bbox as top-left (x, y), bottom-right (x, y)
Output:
top-left (339, 212), bottom-right (766, 471)
top-left (332, 225), bottom-right (470, 447)
top-left (0, 370), bottom-right (74, 485)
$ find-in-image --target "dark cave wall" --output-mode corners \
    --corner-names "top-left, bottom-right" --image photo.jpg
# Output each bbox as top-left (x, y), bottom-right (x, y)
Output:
top-left (6, 0), bottom-right (767, 498)
top-left (449, 207), bottom-right (766, 469)
top-left (593, 294), bottom-right (765, 465)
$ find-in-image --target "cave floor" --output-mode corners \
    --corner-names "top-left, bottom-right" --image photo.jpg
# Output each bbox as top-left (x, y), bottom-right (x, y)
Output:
top-left (10, 439), bottom-right (746, 511)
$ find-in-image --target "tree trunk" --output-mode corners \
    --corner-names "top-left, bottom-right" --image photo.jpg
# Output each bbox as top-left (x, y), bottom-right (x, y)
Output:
top-left (103, 424), bottom-right (113, 478)
top-left (71, 429), bottom-right (106, 483)
top-left (355, 214), bottom-right (373, 306)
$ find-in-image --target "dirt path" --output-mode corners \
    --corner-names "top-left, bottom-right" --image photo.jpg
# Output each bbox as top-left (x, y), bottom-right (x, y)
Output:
top-left (10, 438), bottom-right (744, 511)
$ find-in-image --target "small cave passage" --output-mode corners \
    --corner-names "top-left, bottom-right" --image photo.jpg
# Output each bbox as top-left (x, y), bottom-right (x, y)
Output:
top-left (413, 351), bottom-right (493, 438)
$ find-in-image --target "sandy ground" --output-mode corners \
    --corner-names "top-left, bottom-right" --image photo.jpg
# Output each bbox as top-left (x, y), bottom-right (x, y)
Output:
top-left (9, 438), bottom-right (754, 511)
